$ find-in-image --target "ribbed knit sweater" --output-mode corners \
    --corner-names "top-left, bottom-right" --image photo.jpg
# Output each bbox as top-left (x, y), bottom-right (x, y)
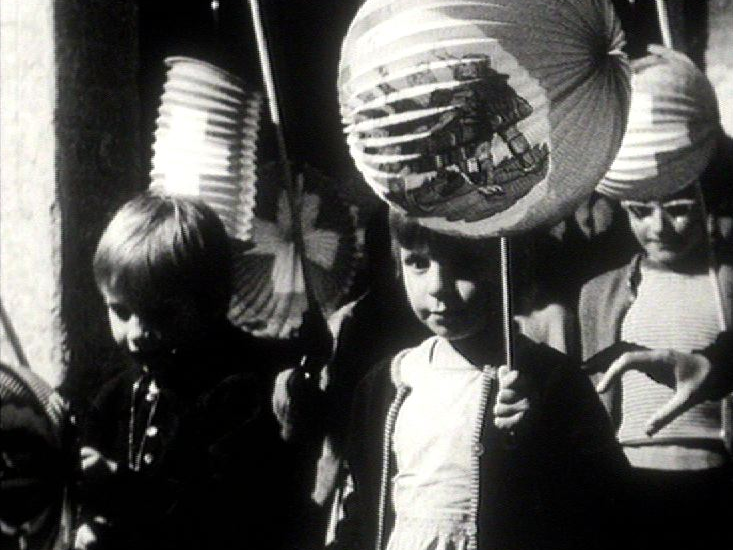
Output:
top-left (619, 264), bottom-right (726, 469)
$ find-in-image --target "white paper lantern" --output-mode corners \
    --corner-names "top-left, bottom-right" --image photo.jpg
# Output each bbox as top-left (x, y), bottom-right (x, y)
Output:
top-left (150, 57), bottom-right (262, 242)
top-left (597, 46), bottom-right (720, 201)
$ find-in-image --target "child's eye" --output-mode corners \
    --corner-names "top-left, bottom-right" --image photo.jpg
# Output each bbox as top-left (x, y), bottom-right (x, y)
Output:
top-left (664, 203), bottom-right (695, 218)
top-left (403, 254), bottom-right (430, 271)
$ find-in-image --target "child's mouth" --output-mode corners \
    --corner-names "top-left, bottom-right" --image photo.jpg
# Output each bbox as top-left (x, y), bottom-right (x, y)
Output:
top-left (129, 348), bottom-right (174, 368)
top-left (430, 309), bottom-right (463, 319)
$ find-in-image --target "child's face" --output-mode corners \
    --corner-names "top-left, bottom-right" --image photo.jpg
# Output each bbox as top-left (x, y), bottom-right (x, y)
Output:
top-left (399, 240), bottom-right (498, 341)
top-left (622, 190), bottom-right (706, 268)
top-left (100, 285), bottom-right (203, 369)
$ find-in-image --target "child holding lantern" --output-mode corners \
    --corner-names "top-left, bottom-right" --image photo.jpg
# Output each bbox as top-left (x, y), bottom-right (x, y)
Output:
top-left (329, 210), bottom-right (629, 550)
top-left (329, 1), bottom-right (634, 548)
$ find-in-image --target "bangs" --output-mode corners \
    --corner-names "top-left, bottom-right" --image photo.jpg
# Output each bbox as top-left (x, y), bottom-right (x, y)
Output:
top-left (93, 192), bottom-right (231, 318)
top-left (388, 208), bottom-right (500, 258)
top-left (95, 212), bottom-right (177, 308)
top-left (99, 233), bottom-right (188, 310)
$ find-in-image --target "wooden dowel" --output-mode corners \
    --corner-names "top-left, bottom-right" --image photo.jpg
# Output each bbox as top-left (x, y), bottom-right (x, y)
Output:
top-left (245, 0), bottom-right (328, 363)
top-left (500, 236), bottom-right (514, 370)
top-left (654, 0), bottom-right (674, 49)
top-left (0, 298), bottom-right (29, 368)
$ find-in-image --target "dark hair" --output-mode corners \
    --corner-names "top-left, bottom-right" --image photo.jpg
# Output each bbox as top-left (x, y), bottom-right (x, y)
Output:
top-left (93, 191), bottom-right (232, 322)
top-left (388, 208), bottom-right (542, 311)
top-left (388, 209), bottom-right (502, 263)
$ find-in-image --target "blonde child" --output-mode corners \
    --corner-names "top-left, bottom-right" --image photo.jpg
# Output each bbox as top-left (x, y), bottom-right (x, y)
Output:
top-left (580, 47), bottom-right (733, 548)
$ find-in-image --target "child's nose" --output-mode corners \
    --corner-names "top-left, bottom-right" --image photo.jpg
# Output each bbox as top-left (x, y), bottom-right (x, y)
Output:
top-left (648, 207), bottom-right (666, 234)
top-left (426, 263), bottom-right (451, 297)
top-left (126, 315), bottom-right (151, 350)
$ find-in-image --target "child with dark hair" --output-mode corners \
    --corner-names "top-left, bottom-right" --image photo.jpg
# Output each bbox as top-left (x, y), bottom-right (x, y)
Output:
top-left (580, 47), bottom-right (733, 549)
top-left (329, 210), bottom-right (630, 550)
top-left (74, 191), bottom-right (285, 550)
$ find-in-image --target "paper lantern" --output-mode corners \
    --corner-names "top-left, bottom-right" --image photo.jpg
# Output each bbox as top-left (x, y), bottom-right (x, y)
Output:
top-left (229, 163), bottom-right (357, 340)
top-left (339, 0), bottom-right (630, 236)
top-left (150, 57), bottom-right (262, 242)
top-left (0, 363), bottom-right (69, 550)
top-left (597, 46), bottom-right (720, 201)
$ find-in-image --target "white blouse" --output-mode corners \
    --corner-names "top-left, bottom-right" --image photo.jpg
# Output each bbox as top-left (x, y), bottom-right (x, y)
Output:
top-left (388, 337), bottom-right (486, 550)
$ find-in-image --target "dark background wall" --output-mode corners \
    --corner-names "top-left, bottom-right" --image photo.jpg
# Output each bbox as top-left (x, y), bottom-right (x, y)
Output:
top-left (55, 0), bottom-right (142, 400)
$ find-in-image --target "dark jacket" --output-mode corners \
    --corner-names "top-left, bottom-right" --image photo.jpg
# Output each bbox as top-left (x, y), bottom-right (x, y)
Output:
top-left (79, 323), bottom-right (291, 550)
top-left (331, 335), bottom-right (631, 550)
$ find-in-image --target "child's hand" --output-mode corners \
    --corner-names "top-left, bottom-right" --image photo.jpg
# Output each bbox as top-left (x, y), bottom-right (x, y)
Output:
top-left (493, 365), bottom-right (532, 431)
top-left (73, 523), bottom-right (98, 550)
top-left (597, 349), bottom-right (712, 436)
top-left (81, 446), bottom-right (117, 473)
top-left (272, 367), bottom-right (325, 442)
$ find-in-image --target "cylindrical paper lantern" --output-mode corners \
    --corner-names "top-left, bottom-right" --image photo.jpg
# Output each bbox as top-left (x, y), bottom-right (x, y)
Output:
top-left (150, 57), bottom-right (262, 242)
top-left (339, 0), bottom-right (630, 236)
top-left (597, 45), bottom-right (720, 201)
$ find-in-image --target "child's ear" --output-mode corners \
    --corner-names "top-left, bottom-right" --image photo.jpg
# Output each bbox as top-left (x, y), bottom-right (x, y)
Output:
top-left (393, 258), bottom-right (402, 280)
top-left (390, 241), bottom-right (403, 280)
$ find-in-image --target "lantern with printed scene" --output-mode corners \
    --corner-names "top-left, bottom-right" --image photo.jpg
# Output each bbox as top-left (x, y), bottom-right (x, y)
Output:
top-left (339, 0), bottom-right (631, 237)
top-left (338, 0), bottom-right (631, 369)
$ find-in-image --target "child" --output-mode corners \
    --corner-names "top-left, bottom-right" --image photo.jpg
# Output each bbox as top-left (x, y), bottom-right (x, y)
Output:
top-left (74, 191), bottom-right (286, 550)
top-left (329, 210), bottom-right (629, 550)
top-left (580, 47), bottom-right (733, 549)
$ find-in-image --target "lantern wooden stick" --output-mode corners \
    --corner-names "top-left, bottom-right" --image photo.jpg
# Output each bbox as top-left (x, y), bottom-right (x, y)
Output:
top-left (0, 298), bottom-right (29, 368)
top-left (246, 0), bottom-right (311, 306)
top-left (246, 0), bottom-right (290, 169)
top-left (211, 1), bottom-right (220, 29)
top-left (245, 0), bottom-right (332, 367)
top-left (654, 0), bottom-right (674, 48)
top-left (499, 237), bottom-right (514, 371)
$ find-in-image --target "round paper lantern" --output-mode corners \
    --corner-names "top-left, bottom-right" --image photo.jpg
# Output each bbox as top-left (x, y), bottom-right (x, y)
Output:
top-left (338, 0), bottom-right (630, 237)
top-left (597, 45), bottom-right (721, 201)
top-left (1, 362), bottom-right (70, 550)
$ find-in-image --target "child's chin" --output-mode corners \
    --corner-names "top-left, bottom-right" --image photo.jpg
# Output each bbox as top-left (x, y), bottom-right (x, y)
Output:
top-left (428, 323), bottom-right (473, 341)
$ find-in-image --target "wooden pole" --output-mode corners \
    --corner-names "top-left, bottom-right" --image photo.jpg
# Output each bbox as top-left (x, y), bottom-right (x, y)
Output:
top-left (654, 0), bottom-right (674, 48)
top-left (245, 0), bottom-right (331, 370)
top-left (246, 0), bottom-right (298, 193)
top-left (0, 298), bottom-right (29, 368)
top-left (246, 0), bottom-right (317, 308)
top-left (500, 236), bottom-right (514, 370)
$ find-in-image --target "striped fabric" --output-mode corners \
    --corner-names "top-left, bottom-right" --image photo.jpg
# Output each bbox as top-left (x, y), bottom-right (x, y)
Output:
top-left (619, 265), bottom-right (723, 453)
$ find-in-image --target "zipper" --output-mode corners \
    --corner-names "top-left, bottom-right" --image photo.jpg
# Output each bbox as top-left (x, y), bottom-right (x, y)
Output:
top-left (374, 356), bottom-right (496, 550)
top-left (467, 366), bottom-right (496, 550)
top-left (375, 383), bottom-right (410, 550)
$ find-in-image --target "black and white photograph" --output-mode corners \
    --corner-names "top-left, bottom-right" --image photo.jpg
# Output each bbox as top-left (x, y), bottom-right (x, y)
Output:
top-left (1, 1), bottom-right (733, 549)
